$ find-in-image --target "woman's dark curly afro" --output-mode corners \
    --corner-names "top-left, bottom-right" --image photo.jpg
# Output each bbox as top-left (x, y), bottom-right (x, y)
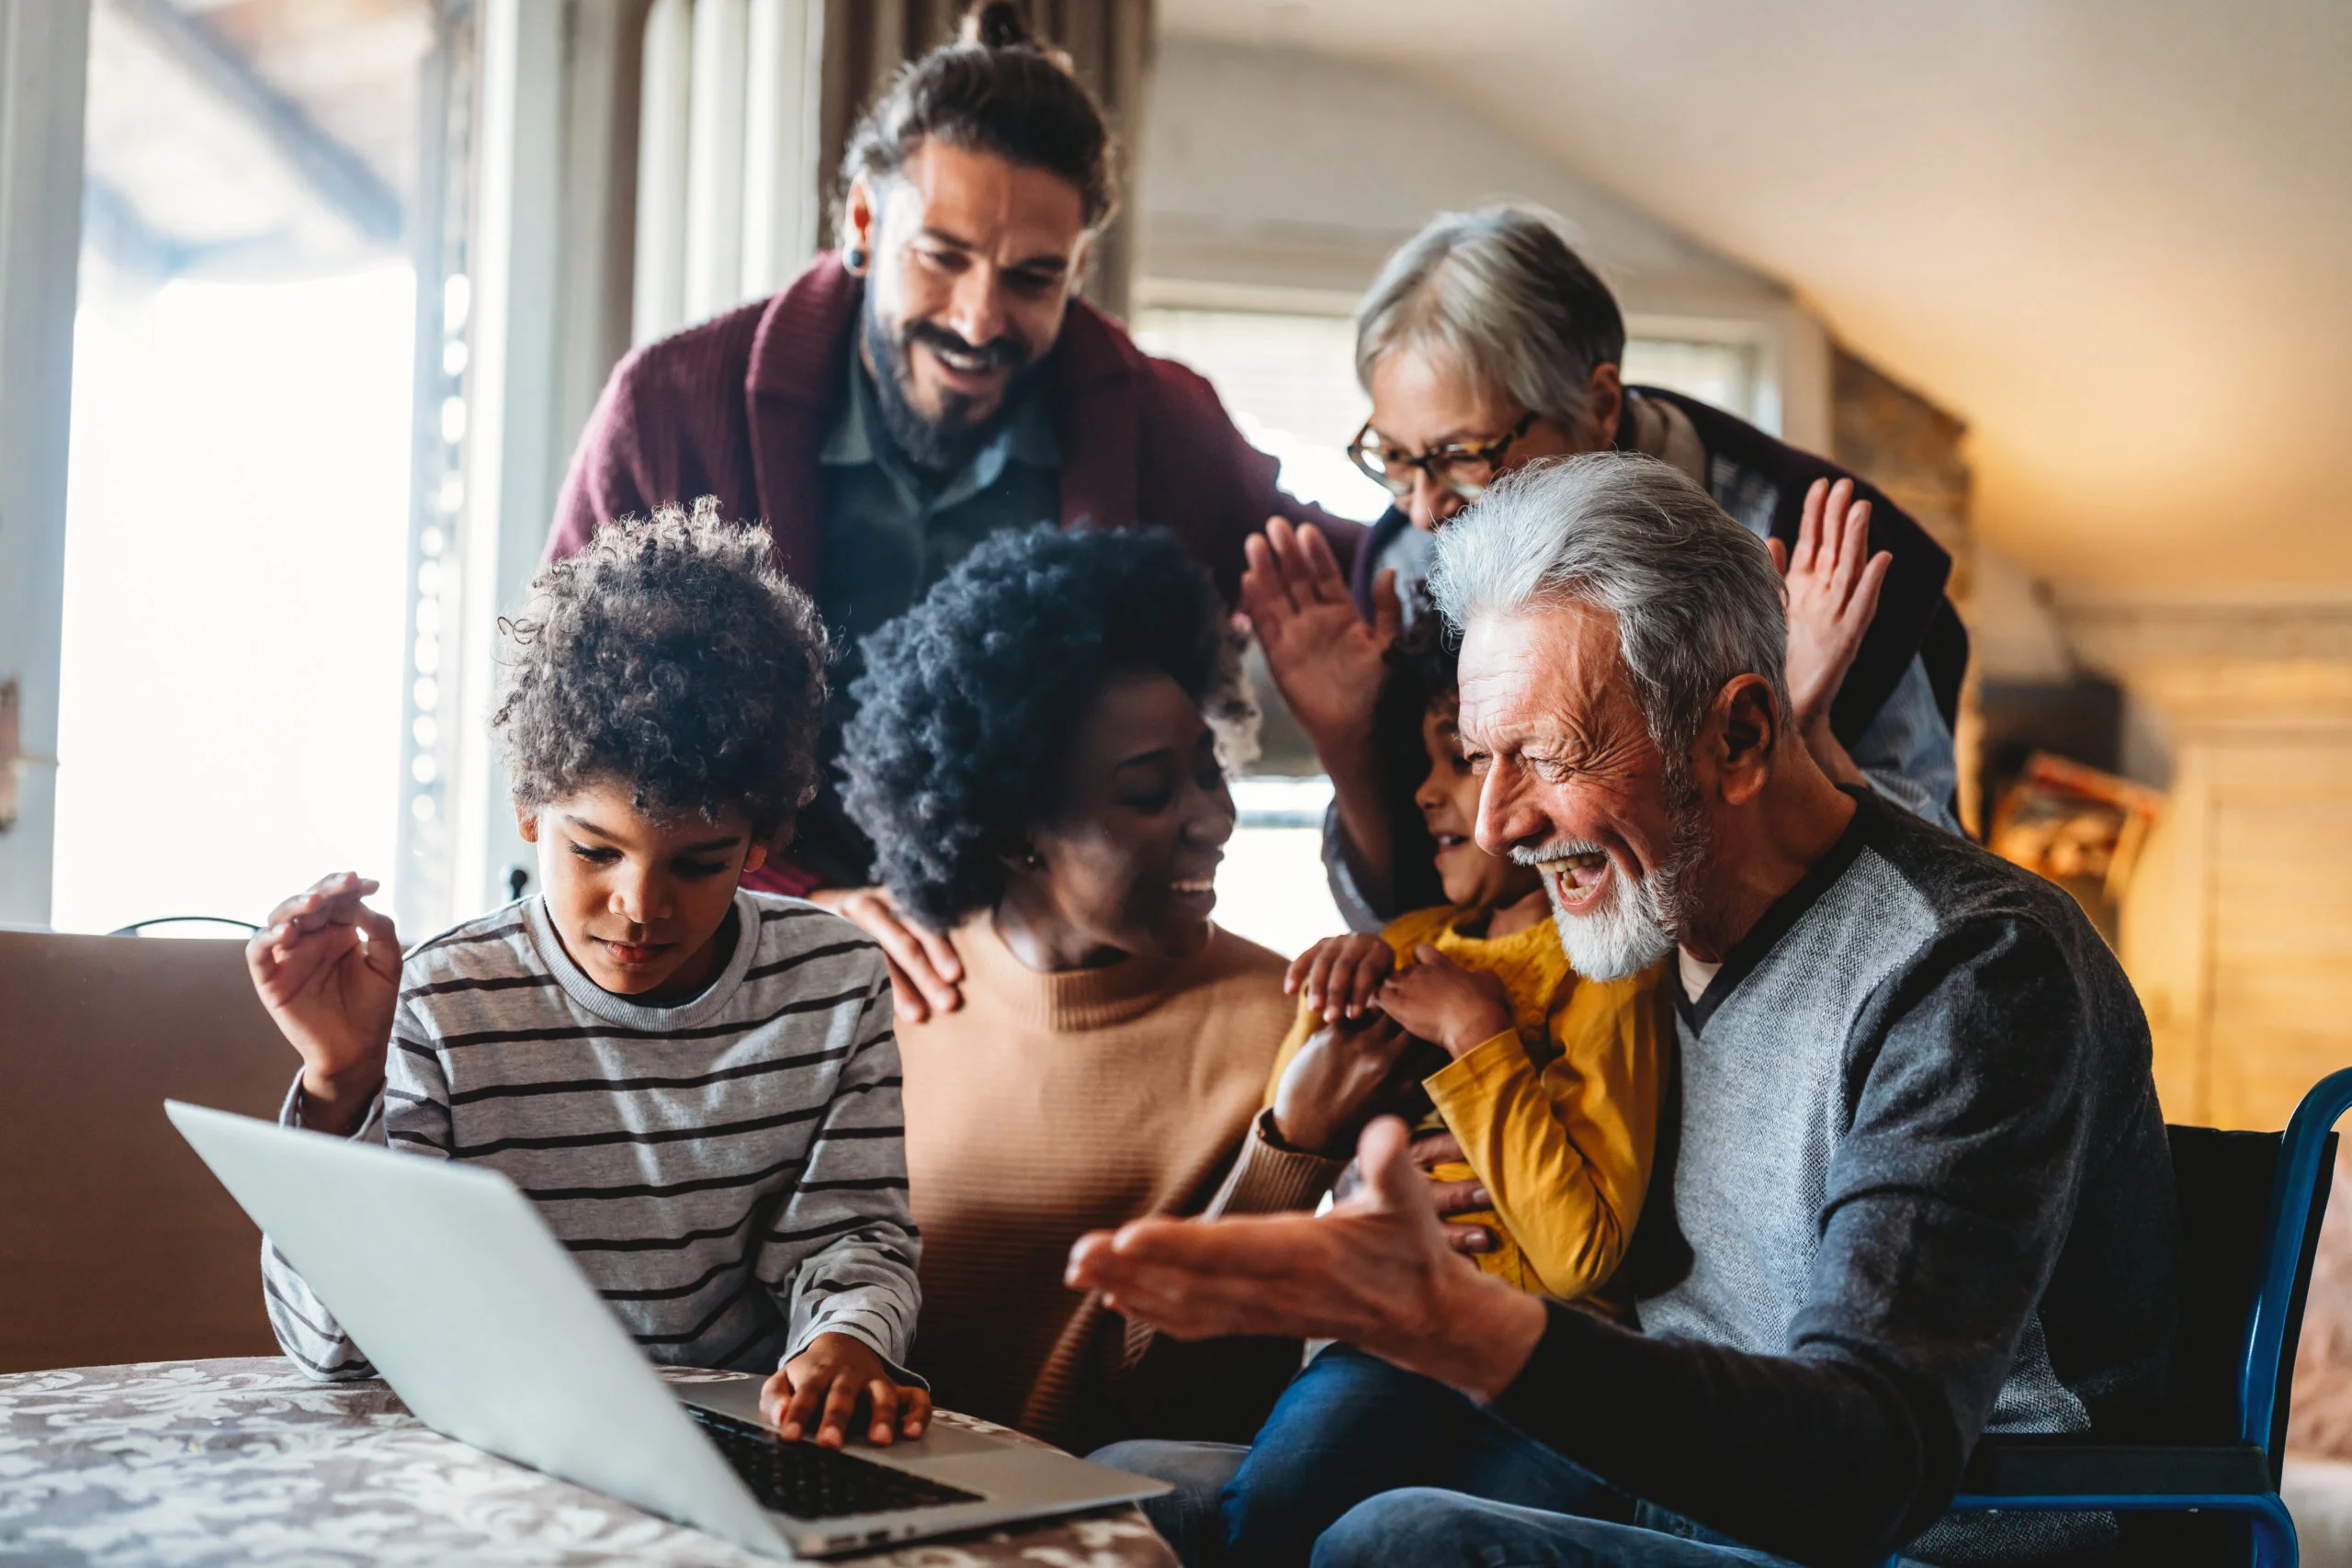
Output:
top-left (494, 499), bottom-right (829, 841)
top-left (840, 525), bottom-right (1256, 932)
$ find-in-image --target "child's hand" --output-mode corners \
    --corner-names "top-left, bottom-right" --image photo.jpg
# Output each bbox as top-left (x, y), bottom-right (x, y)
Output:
top-left (763, 1332), bottom-right (931, 1449)
top-left (246, 872), bottom-right (401, 1136)
top-left (1377, 945), bottom-right (1516, 1060)
top-left (1286, 932), bottom-right (1396, 1023)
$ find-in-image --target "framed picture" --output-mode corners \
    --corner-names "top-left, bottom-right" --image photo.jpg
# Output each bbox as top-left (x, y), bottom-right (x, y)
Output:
top-left (1986, 752), bottom-right (2165, 930)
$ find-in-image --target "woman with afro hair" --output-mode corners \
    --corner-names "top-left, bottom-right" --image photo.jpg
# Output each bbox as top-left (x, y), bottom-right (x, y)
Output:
top-left (840, 526), bottom-right (1382, 1455)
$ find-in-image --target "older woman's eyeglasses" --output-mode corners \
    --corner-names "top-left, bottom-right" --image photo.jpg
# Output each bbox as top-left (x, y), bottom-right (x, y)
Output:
top-left (1346, 412), bottom-right (1539, 502)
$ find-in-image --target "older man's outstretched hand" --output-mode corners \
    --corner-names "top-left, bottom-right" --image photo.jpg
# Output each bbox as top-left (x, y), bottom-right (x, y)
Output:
top-left (1065, 1116), bottom-right (1550, 1404)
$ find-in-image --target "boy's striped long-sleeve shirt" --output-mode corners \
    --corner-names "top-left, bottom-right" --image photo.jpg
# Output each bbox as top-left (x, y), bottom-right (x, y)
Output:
top-left (260, 890), bottom-right (921, 1382)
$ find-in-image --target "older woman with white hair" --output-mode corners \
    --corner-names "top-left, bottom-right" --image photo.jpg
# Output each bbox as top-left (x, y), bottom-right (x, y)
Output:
top-left (1244, 204), bottom-right (1970, 930)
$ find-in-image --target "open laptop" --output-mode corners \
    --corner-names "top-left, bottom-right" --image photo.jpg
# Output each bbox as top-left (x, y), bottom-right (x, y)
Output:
top-left (165, 1100), bottom-right (1167, 1559)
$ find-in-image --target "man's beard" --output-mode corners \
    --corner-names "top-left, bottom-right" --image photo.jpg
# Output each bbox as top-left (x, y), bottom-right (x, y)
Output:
top-left (1512, 761), bottom-right (1709, 982)
top-left (861, 301), bottom-right (1036, 477)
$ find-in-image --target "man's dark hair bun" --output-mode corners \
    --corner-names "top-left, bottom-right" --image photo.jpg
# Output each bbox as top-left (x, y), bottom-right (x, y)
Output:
top-left (842, 0), bottom-right (1116, 229)
top-left (962, 2), bottom-right (1032, 50)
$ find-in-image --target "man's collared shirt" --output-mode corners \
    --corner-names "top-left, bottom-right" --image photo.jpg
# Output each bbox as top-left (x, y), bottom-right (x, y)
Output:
top-left (816, 352), bottom-right (1062, 650)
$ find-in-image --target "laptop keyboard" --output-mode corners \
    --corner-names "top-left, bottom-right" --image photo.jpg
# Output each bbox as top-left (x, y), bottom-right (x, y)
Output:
top-left (685, 1405), bottom-right (985, 1519)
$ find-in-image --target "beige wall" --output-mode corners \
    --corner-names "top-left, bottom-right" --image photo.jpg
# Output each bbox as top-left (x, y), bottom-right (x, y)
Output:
top-left (1818, 356), bottom-right (2352, 1136)
top-left (2105, 649), bottom-right (2352, 1130)
top-left (1805, 323), bottom-right (2352, 1138)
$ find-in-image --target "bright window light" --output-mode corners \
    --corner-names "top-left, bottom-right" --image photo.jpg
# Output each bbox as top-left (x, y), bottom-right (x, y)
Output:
top-left (1220, 777), bottom-right (1343, 960)
top-left (1132, 308), bottom-right (1393, 524)
top-left (1623, 337), bottom-right (1760, 425)
top-left (51, 264), bottom-right (415, 932)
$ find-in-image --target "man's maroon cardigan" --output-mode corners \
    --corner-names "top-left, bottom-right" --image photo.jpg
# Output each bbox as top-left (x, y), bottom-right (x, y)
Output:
top-left (548, 252), bottom-right (1360, 892)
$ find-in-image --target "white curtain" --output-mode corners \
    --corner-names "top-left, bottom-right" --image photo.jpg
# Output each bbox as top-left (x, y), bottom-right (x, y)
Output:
top-left (633, 0), bottom-right (825, 345)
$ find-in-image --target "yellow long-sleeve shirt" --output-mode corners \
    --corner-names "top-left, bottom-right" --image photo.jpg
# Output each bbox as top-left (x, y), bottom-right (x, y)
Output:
top-left (1266, 906), bottom-right (1670, 1302)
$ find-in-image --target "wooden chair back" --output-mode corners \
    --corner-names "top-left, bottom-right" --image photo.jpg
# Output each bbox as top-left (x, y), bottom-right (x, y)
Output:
top-left (0, 929), bottom-right (289, 1372)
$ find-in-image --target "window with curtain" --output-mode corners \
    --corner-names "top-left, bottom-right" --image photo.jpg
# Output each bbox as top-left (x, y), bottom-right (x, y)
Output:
top-left (50, 0), bottom-right (443, 934)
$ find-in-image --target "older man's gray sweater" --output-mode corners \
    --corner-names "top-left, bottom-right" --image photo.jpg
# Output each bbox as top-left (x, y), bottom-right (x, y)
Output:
top-left (1493, 789), bottom-right (2179, 1568)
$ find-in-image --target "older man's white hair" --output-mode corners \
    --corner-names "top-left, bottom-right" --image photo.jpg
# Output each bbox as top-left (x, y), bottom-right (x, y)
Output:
top-left (1429, 453), bottom-right (1791, 767)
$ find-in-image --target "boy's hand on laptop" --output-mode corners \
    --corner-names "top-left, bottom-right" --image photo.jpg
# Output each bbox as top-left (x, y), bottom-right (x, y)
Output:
top-left (247, 872), bottom-right (401, 1137)
top-left (1375, 946), bottom-right (1514, 1059)
top-left (764, 1333), bottom-right (930, 1449)
top-left (1286, 932), bottom-right (1396, 1022)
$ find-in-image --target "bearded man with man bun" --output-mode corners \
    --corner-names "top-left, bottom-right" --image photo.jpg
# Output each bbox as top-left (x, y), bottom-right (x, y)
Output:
top-left (549, 3), bottom-right (1352, 1004)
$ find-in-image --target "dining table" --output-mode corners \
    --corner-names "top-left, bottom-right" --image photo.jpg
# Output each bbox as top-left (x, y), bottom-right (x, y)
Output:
top-left (0, 1357), bottom-right (1178, 1565)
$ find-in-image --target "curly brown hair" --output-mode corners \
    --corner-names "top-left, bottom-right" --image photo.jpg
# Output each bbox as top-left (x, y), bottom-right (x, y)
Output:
top-left (493, 500), bottom-right (829, 841)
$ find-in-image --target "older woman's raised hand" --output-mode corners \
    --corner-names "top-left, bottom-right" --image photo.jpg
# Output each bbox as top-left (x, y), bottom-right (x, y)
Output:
top-left (1243, 516), bottom-right (1408, 900)
top-left (1771, 478), bottom-right (1891, 740)
top-left (1770, 478), bottom-right (1891, 790)
top-left (807, 885), bottom-right (964, 1023)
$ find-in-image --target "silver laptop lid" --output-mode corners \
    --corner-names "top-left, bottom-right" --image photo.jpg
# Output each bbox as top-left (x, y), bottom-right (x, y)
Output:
top-left (164, 1100), bottom-right (787, 1558)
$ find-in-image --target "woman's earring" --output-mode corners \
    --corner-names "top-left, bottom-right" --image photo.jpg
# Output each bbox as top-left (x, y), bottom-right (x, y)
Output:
top-left (1022, 850), bottom-right (1045, 871)
top-left (843, 245), bottom-right (868, 273)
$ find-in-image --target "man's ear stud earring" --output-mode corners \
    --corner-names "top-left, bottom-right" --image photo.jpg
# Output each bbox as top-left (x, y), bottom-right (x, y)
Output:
top-left (844, 246), bottom-right (868, 272)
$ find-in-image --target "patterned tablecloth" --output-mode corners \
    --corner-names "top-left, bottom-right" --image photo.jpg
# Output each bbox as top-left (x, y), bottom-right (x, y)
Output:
top-left (0, 1358), bottom-right (1176, 1566)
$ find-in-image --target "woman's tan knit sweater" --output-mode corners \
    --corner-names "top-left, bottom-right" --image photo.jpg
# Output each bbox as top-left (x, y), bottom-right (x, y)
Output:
top-left (899, 917), bottom-right (1340, 1452)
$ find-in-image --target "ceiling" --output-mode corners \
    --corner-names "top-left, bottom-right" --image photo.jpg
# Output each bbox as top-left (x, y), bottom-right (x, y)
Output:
top-left (1161, 1), bottom-right (2352, 597)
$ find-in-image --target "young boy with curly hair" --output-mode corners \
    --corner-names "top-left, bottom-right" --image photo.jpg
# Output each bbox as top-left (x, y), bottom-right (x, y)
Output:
top-left (248, 501), bottom-right (927, 1451)
top-left (1215, 607), bottom-right (1670, 1565)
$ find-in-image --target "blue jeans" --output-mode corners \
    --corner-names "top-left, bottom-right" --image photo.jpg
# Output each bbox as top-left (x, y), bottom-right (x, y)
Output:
top-left (1315, 1488), bottom-right (1816, 1567)
top-left (1089, 1348), bottom-right (1860, 1568)
top-left (1090, 1438), bottom-right (1250, 1567)
top-left (1218, 1345), bottom-right (1629, 1567)
top-left (1090, 1444), bottom-right (1816, 1568)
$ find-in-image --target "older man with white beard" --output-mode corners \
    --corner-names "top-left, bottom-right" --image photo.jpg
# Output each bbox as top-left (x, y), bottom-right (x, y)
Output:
top-left (1073, 455), bottom-right (2180, 1568)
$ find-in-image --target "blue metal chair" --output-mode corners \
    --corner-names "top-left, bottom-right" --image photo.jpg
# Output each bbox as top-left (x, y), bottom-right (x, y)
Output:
top-left (1946, 1066), bottom-right (2352, 1567)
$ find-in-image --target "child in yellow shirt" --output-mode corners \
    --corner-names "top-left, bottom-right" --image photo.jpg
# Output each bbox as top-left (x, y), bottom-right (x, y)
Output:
top-left (1225, 614), bottom-right (1670, 1566)
top-left (1264, 628), bottom-right (1668, 1303)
